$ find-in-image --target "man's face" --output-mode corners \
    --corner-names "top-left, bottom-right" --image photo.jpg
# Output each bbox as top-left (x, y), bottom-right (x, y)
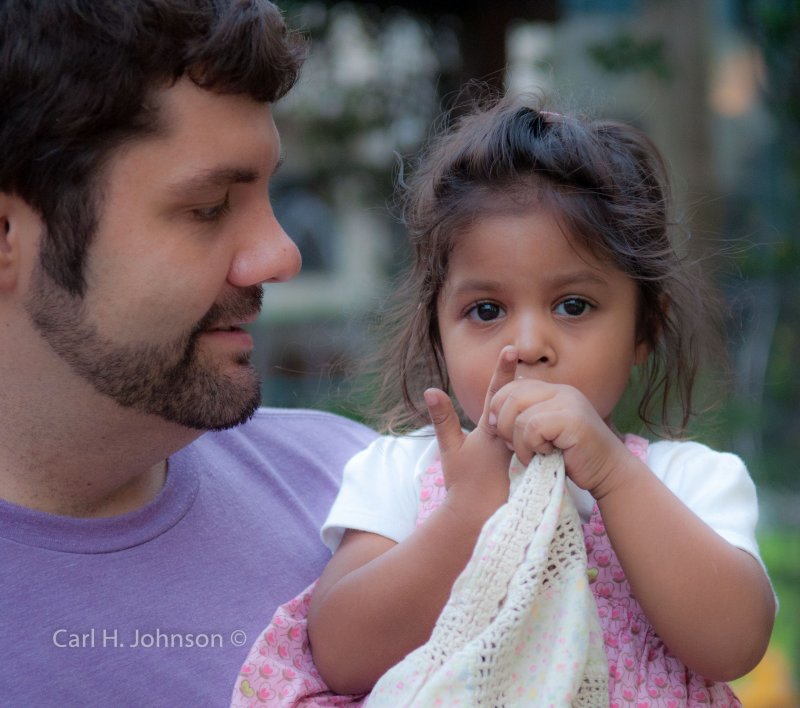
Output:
top-left (24, 79), bottom-right (301, 430)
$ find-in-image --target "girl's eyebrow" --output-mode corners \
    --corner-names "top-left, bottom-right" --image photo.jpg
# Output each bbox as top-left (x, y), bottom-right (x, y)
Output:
top-left (545, 269), bottom-right (610, 289)
top-left (444, 278), bottom-right (505, 297)
top-left (447, 270), bottom-right (609, 296)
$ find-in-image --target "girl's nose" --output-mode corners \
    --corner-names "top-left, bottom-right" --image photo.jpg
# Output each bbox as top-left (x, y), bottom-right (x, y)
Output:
top-left (514, 315), bottom-right (556, 367)
top-left (227, 209), bottom-right (302, 288)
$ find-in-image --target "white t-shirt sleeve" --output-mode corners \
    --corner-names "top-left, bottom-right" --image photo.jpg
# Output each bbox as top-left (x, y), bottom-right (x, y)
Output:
top-left (320, 429), bottom-right (439, 553)
top-left (568, 438), bottom-right (762, 564)
top-left (644, 440), bottom-right (762, 561)
top-left (323, 432), bottom-right (764, 570)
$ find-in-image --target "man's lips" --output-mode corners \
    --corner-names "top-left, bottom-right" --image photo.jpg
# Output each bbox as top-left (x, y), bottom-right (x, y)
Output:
top-left (198, 311), bottom-right (258, 354)
top-left (204, 312), bottom-right (259, 333)
top-left (199, 325), bottom-right (255, 354)
top-left (206, 324), bottom-right (245, 333)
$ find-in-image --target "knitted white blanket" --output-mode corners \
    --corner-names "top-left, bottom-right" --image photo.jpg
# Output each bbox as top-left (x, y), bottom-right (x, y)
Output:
top-left (366, 452), bottom-right (608, 707)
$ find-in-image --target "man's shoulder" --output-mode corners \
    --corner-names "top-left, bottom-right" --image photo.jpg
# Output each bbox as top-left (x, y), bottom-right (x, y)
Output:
top-left (249, 406), bottom-right (373, 429)
top-left (193, 407), bottom-right (377, 458)
top-left (249, 407), bottom-right (376, 440)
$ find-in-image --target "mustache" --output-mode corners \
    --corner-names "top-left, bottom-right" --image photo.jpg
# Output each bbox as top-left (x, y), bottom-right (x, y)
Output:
top-left (194, 285), bottom-right (264, 334)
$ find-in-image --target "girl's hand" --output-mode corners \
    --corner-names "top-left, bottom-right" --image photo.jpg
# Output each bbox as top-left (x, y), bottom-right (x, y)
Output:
top-left (309, 346), bottom-right (536, 694)
top-left (488, 379), bottom-right (631, 499)
top-left (423, 346), bottom-right (518, 520)
top-left (490, 380), bottom-right (777, 681)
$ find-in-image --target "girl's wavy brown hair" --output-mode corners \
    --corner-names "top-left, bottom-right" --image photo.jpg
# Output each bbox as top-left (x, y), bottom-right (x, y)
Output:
top-left (367, 94), bottom-right (723, 436)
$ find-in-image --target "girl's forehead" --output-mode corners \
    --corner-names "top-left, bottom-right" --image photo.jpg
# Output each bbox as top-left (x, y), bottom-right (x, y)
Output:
top-left (444, 186), bottom-right (579, 246)
top-left (442, 208), bottom-right (625, 286)
top-left (448, 204), bottom-right (574, 252)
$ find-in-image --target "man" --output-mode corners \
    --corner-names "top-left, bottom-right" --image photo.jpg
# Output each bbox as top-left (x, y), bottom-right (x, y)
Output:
top-left (0, 1), bottom-right (375, 704)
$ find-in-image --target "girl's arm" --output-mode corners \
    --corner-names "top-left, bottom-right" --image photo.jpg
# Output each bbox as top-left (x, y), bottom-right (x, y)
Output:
top-left (490, 380), bottom-right (775, 681)
top-left (593, 450), bottom-right (774, 681)
top-left (307, 348), bottom-right (517, 695)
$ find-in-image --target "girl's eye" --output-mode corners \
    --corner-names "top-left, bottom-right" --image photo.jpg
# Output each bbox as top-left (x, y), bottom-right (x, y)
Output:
top-left (192, 194), bottom-right (231, 222)
top-left (554, 297), bottom-right (592, 317)
top-left (467, 301), bottom-right (505, 322)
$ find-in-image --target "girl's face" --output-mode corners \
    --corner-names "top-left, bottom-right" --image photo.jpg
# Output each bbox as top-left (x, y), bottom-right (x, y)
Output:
top-left (436, 208), bottom-right (649, 427)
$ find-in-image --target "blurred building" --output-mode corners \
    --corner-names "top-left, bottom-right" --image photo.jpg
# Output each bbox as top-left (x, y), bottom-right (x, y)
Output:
top-left (260, 0), bottom-right (774, 427)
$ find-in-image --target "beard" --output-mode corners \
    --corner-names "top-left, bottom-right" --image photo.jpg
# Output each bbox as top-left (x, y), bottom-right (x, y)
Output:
top-left (24, 263), bottom-right (264, 431)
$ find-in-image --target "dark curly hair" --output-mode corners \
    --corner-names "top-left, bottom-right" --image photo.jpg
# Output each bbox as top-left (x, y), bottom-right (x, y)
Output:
top-left (0, 0), bottom-right (306, 296)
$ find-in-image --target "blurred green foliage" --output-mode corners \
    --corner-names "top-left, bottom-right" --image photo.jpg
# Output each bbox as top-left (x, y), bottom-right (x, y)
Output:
top-left (588, 32), bottom-right (672, 80)
top-left (734, 0), bottom-right (800, 491)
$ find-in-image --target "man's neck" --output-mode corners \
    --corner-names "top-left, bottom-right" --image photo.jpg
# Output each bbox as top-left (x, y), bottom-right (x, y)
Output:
top-left (0, 379), bottom-right (199, 518)
top-left (0, 309), bottom-right (203, 517)
top-left (0, 456), bottom-right (172, 518)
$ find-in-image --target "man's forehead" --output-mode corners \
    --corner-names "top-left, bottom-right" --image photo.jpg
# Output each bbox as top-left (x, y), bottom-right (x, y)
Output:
top-left (106, 78), bottom-right (282, 184)
top-left (148, 77), bottom-right (277, 136)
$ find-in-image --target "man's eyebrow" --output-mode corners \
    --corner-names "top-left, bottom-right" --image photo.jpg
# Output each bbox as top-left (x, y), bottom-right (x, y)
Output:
top-left (166, 149), bottom-right (285, 199)
top-left (166, 167), bottom-right (260, 197)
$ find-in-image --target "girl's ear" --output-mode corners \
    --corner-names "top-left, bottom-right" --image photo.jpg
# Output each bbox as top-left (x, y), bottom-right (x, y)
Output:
top-left (634, 296), bottom-right (669, 366)
top-left (633, 314), bottom-right (656, 366)
top-left (634, 337), bottom-right (650, 366)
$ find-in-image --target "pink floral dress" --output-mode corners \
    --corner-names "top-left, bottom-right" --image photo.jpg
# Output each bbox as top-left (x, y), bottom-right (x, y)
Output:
top-left (230, 435), bottom-right (741, 707)
top-left (585, 435), bottom-right (741, 707)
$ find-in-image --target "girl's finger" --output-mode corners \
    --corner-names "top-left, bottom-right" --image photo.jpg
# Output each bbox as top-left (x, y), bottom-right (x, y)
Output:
top-left (479, 345), bottom-right (518, 431)
top-left (504, 408), bottom-right (553, 465)
top-left (424, 388), bottom-right (464, 457)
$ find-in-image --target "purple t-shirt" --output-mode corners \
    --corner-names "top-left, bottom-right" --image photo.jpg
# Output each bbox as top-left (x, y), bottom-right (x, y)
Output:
top-left (0, 408), bottom-right (375, 706)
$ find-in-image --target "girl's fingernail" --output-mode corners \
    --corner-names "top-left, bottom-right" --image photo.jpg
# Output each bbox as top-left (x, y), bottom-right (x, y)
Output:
top-left (488, 412), bottom-right (497, 427)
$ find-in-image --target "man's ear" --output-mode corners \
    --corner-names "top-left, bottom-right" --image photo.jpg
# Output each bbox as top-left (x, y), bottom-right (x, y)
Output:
top-left (0, 194), bottom-right (17, 291)
top-left (0, 192), bottom-right (38, 293)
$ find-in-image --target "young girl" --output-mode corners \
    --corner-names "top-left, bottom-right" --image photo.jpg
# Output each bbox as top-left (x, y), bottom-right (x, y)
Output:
top-left (230, 97), bottom-right (775, 706)
top-left (306, 97), bottom-right (775, 703)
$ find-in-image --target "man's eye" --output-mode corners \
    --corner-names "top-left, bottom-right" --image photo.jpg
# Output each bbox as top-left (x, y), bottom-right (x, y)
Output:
top-left (192, 195), bottom-right (231, 222)
top-left (468, 302), bottom-right (504, 322)
top-left (555, 297), bottom-right (592, 317)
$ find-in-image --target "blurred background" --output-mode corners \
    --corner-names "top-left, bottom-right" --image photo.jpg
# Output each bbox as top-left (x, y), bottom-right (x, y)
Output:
top-left (257, 1), bottom-right (799, 701)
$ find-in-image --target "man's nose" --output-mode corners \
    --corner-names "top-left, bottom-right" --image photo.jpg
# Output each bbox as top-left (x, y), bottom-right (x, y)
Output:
top-left (227, 210), bottom-right (302, 288)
